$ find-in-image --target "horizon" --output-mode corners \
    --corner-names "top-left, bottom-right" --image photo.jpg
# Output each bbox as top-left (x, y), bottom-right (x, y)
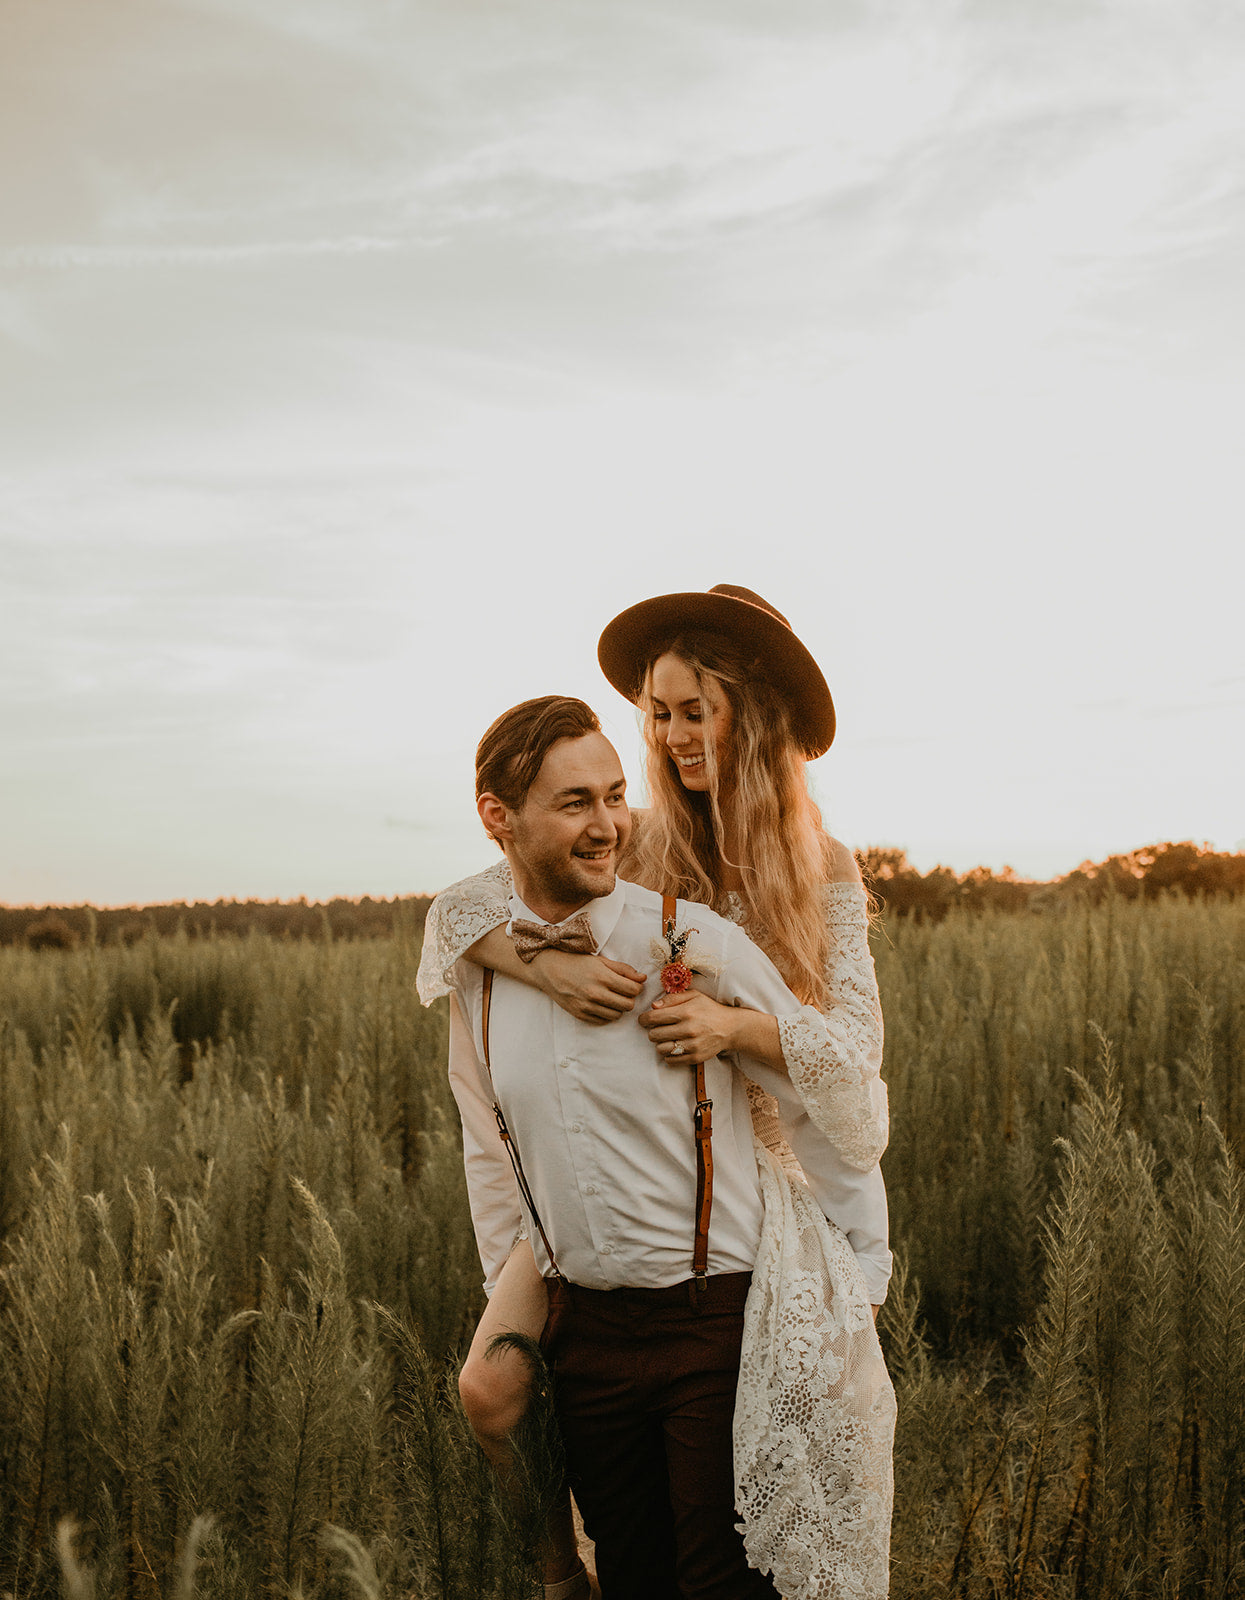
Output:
top-left (3, 834), bottom-right (1238, 914)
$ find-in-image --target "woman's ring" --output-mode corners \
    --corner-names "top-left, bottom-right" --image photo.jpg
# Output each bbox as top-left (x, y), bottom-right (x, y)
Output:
top-left (669, 1042), bottom-right (686, 1057)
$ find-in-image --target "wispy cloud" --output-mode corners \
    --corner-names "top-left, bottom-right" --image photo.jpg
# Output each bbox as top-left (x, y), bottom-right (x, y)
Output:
top-left (0, 237), bottom-right (401, 270)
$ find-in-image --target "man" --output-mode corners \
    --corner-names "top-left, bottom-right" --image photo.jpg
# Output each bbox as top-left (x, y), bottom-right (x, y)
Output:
top-left (445, 695), bottom-right (890, 1599)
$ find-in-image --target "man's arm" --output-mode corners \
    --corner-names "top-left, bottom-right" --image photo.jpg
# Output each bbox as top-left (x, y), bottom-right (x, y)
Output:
top-left (447, 993), bottom-right (525, 1295)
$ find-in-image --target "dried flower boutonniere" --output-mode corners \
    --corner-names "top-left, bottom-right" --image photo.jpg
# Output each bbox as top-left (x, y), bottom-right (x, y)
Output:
top-left (650, 914), bottom-right (720, 993)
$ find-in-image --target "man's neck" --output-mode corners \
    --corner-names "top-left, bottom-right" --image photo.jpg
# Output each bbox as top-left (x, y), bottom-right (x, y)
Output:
top-left (507, 867), bottom-right (595, 926)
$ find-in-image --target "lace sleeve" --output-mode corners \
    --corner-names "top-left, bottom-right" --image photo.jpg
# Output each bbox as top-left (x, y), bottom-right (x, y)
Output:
top-left (776, 882), bottom-right (888, 1172)
top-left (415, 858), bottom-right (514, 1004)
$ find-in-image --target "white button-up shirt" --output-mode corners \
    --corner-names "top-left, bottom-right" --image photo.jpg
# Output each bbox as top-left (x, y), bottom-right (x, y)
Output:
top-left (448, 877), bottom-right (891, 1300)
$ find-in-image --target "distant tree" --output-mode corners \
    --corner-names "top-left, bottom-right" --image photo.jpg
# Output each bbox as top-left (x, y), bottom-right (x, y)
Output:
top-left (25, 913), bottom-right (79, 950)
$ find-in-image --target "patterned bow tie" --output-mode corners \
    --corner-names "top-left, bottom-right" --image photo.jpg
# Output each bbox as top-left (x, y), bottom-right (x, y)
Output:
top-left (509, 910), bottom-right (597, 963)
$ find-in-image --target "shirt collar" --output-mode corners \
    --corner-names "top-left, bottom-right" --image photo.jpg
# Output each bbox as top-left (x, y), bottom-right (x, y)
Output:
top-left (507, 878), bottom-right (628, 953)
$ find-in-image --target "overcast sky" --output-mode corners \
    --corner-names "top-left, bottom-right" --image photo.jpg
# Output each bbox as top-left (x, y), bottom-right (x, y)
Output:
top-left (2, 0), bottom-right (1242, 906)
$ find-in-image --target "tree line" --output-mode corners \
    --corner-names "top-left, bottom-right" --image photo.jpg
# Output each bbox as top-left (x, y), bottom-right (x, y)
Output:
top-left (3, 839), bottom-right (1242, 948)
top-left (860, 837), bottom-right (1245, 919)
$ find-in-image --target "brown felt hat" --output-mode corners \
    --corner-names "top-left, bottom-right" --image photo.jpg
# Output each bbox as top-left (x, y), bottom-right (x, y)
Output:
top-left (597, 583), bottom-right (835, 757)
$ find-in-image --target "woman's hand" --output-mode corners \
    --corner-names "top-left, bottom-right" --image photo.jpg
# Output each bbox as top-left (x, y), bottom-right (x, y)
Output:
top-left (529, 950), bottom-right (646, 1024)
top-left (639, 988), bottom-right (742, 1066)
top-left (640, 989), bottom-right (784, 1068)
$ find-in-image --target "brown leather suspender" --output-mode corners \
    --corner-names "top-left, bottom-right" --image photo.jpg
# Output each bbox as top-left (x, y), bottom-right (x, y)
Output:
top-left (480, 895), bottom-right (715, 1291)
top-left (665, 894), bottom-right (714, 1289)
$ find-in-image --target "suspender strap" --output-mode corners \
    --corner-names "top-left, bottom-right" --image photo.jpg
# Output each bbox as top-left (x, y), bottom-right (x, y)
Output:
top-left (480, 968), bottom-right (566, 1283)
top-left (664, 894), bottom-right (714, 1288)
top-left (692, 1056), bottom-right (713, 1284)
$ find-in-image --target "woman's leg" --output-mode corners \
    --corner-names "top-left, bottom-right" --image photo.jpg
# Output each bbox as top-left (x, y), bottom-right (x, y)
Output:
top-left (458, 1243), bottom-right (584, 1589)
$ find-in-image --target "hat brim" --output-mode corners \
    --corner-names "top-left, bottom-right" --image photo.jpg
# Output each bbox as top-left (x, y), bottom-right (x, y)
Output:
top-left (597, 590), bottom-right (835, 758)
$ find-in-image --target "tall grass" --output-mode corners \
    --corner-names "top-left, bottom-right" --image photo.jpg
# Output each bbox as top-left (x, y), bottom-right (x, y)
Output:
top-left (876, 892), bottom-right (1245, 1350)
top-left (0, 929), bottom-right (534, 1600)
top-left (0, 895), bottom-right (1240, 1597)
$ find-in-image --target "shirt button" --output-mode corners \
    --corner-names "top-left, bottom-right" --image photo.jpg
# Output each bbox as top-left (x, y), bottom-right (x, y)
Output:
top-left (569, 1123), bottom-right (582, 1134)
top-left (600, 1244), bottom-right (612, 1255)
top-left (558, 1059), bottom-right (571, 1070)
top-left (585, 1184), bottom-right (597, 1195)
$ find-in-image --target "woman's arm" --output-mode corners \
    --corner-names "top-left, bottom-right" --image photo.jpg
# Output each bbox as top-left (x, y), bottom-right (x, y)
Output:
top-left (415, 858), bottom-right (514, 1003)
top-left (465, 928), bottom-right (645, 1024)
top-left (415, 858), bottom-right (644, 1019)
top-left (640, 841), bottom-right (887, 1170)
top-left (773, 877), bottom-right (887, 1170)
top-left (639, 839), bottom-right (863, 1069)
top-left (640, 990), bottom-right (783, 1066)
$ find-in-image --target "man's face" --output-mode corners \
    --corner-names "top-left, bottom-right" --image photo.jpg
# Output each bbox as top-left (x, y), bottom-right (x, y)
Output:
top-left (498, 732), bottom-right (631, 921)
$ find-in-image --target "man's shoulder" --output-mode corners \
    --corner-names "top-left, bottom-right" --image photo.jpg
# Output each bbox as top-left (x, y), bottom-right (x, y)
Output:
top-left (615, 877), bottom-right (662, 910)
top-left (613, 880), bottom-right (740, 948)
top-left (614, 879), bottom-right (727, 929)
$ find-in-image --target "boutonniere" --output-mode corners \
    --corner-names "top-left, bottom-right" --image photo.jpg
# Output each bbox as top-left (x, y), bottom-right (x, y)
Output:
top-left (650, 916), bottom-right (720, 993)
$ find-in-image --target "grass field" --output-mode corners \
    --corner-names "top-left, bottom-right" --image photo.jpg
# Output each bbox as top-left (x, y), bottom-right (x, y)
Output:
top-left (0, 894), bottom-right (1241, 1598)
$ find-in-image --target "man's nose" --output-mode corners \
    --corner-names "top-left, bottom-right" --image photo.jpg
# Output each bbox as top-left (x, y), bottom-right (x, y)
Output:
top-left (585, 803), bottom-right (619, 839)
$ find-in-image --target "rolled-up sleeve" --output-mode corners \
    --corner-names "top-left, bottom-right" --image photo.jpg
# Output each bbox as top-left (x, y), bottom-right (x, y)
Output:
top-left (447, 991), bottom-right (523, 1295)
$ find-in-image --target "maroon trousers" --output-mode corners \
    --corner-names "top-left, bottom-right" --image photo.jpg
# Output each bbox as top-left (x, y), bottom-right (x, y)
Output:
top-left (542, 1273), bottom-right (780, 1600)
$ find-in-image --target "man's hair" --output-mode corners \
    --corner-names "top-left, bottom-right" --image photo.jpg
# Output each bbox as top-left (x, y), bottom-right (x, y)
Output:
top-left (475, 696), bottom-right (602, 815)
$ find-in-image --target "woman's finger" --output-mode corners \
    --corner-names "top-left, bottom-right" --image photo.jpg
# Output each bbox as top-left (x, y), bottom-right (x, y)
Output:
top-left (598, 958), bottom-right (647, 990)
top-left (658, 1040), bottom-right (707, 1065)
top-left (648, 989), bottom-right (695, 1013)
top-left (639, 995), bottom-right (698, 1029)
top-left (582, 982), bottom-right (635, 1012)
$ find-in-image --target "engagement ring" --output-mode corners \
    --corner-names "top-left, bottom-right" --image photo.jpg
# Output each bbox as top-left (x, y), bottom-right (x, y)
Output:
top-left (669, 1042), bottom-right (685, 1056)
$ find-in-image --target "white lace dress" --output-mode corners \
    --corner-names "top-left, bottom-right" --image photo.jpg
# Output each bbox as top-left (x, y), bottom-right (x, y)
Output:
top-left (417, 860), bottom-right (896, 1600)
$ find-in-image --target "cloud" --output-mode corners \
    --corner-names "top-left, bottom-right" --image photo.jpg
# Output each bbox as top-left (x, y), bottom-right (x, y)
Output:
top-left (0, 238), bottom-right (401, 270)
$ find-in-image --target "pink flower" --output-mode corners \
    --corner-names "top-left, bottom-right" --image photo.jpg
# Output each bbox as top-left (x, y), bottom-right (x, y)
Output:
top-left (661, 961), bottom-right (692, 994)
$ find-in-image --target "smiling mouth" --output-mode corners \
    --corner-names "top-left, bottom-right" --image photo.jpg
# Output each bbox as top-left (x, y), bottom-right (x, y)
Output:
top-left (676, 755), bottom-right (705, 769)
top-left (574, 848), bottom-right (614, 862)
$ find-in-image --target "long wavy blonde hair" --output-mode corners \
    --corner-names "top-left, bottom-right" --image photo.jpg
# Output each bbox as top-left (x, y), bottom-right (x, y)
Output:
top-left (620, 631), bottom-right (834, 1008)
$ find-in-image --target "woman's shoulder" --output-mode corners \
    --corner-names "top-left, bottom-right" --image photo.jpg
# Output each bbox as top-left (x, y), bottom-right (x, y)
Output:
top-left (819, 837), bottom-right (870, 930)
top-left (823, 834), bottom-right (864, 887)
top-left (428, 855), bottom-right (514, 909)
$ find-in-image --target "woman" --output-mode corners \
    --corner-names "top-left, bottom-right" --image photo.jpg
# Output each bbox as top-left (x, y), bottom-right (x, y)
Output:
top-left (417, 585), bottom-right (894, 1600)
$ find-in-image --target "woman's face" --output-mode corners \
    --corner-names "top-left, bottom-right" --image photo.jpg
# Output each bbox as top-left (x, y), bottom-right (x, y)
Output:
top-left (650, 651), bottom-right (732, 793)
